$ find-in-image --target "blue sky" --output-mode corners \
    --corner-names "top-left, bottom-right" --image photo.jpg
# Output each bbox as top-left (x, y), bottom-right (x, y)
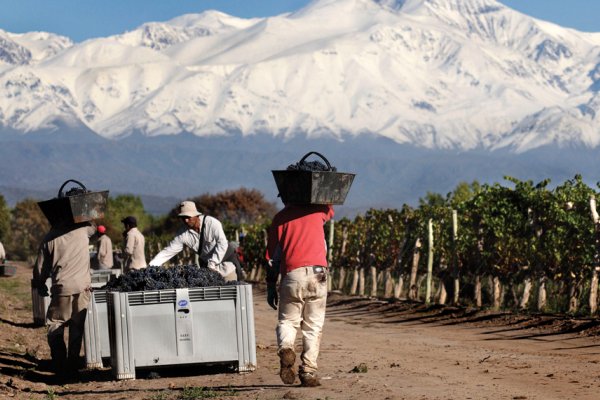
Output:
top-left (1, 0), bottom-right (599, 42)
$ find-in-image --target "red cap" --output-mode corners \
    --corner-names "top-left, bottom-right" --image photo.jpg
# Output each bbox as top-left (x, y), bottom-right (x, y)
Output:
top-left (97, 225), bottom-right (106, 234)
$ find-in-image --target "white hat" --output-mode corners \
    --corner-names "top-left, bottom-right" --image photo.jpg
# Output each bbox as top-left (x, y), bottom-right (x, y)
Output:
top-left (178, 201), bottom-right (201, 218)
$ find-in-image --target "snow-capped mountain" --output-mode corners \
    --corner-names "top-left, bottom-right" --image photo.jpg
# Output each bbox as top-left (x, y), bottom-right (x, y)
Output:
top-left (0, 29), bottom-right (72, 66)
top-left (1, 0), bottom-right (600, 152)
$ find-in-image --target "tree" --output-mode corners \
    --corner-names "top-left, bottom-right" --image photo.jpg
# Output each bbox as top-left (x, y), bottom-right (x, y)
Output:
top-left (195, 188), bottom-right (277, 225)
top-left (98, 195), bottom-right (153, 243)
top-left (0, 194), bottom-right (10, 243)
top-left (419, 191), bottom-right (445, 208)
top-left (448, 181), bottom-right (481, 208)
top-left (157, 188), bottom-right (277, 237)
top-left (9, 199), bottom-right (50, 262)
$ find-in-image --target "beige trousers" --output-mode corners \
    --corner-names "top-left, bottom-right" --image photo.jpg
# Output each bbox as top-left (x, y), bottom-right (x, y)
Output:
top-left (46, 291), bottom-right (91, 373)
top-left (277, 266), bottom-right (328, 374)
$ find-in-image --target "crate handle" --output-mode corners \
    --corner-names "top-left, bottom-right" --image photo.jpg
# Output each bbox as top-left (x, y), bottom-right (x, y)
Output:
top-left (58, 179), bottom-right (88, 198)
top-left (298, 151), bottom-right (333, 170)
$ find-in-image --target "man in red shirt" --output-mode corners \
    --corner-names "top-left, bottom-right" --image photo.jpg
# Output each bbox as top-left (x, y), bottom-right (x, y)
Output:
top-left (266, 203), bottom-right (334, 387)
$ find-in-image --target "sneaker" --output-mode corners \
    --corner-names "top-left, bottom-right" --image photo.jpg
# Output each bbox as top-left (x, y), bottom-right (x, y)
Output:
top-left (278, 347), bottom-right (296, 385)
top-left (299, 371), bottom-right (321, 387)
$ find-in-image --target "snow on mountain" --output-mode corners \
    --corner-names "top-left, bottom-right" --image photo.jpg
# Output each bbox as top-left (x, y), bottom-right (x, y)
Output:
top-left (113, 11), bottom-right (258, 51)
top-left (0, 33), bottom-right (31, 66)
top-left (0, 0), bottom-right (600, 151)
top-left (0, 29), bottom-right (72, 66)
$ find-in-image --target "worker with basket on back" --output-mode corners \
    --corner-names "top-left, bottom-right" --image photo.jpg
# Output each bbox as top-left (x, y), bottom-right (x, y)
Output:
top-left (266, 152), bottom-right (354, 387)
top-left (34, 179), bottom-right (108, 382)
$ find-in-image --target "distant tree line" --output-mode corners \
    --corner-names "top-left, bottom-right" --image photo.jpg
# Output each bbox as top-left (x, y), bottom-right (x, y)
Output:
top-left (0, 187), bottom-right (277, 265)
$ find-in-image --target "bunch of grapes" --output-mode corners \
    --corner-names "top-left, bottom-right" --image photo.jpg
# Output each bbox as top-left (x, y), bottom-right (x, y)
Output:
top-left (64, 187), bottom-right (88, 196)
top-left (286, 160), bottom-right (336, 172)
top-left (104, 264), bottom-right (243, 292)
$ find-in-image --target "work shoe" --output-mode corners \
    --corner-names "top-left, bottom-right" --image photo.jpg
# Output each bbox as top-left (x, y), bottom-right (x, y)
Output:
top-left (299, 371), bottom-right (321, 387)
top-left (278, 347), bottom-right (296, 384)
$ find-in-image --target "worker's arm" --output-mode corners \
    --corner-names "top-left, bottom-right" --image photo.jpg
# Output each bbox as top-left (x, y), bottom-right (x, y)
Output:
top-left (149, 233), bottom-right (185, 266)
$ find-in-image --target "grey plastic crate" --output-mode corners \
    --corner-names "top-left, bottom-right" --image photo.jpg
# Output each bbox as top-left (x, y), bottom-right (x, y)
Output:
top-left (0, 264), bottom-right (17, 277)
top-left (107, 284), bottom-right (256, 380)
top-left (90, 269), bottom-right (121, 289)
top-left (83, 290), bottom-right (109, 369)
top-left (31, 279), bottom-right (51, 326)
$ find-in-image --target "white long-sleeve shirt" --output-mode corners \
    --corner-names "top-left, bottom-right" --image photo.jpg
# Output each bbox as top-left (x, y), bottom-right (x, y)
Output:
top-left (149, 215), bottom-right (234, 277)
top-left (123, 227), bottom-right (146, 271)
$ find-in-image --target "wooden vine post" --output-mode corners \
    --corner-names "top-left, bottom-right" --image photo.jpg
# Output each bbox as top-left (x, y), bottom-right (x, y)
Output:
top-left (589, 196), bottom-right (600, 315)
top-left (452, 210), bottom-right (460, 305)
top-left (336, 227), bottom-right (348, 291)
top-left (520, 208), bottom-right (535, 310)
top-left (358, 262), bottom-right (366, 296)
top-left (370, 253), bottom-right (378, 297)
top-left (425, 219), bottom-right (434, 305)
top-left (327, 219), bottom-right (334, 292)
top-left (408, 238), bottom-right (421, 300)
top-left (474, 228), bottom-right (483, 307)
top-left (350, 256), bottom-right (360, 295)
top-left (393, 237), bottom-right (407, 298)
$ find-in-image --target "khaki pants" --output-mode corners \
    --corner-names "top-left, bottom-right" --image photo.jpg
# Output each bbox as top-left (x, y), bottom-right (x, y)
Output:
top-left (46, 291), bottom-right (91, 373)
top-left (277, 266), bottom-right (328, 374)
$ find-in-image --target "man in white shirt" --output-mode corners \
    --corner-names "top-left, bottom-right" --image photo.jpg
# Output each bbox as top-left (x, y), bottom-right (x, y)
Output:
top-left (149, 201), bottom-right (237, 281)
top-left (121, 216), bottom-right (146, 271)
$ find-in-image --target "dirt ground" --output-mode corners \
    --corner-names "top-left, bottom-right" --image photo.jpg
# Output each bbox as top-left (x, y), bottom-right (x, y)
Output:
top-left (2, 261), bottom-right (600, 400)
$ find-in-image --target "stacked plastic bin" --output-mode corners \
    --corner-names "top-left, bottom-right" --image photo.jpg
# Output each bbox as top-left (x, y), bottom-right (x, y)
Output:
top-left (106, 284), bottom-right (256, 379)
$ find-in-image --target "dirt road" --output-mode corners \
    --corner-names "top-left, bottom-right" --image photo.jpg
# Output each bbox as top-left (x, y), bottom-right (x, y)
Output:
top-left (2, 262), bottom-right (600, 399)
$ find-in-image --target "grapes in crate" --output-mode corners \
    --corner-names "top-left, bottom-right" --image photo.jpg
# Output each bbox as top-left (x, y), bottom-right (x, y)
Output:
top-left (105, 264), bottom-right (241, 292)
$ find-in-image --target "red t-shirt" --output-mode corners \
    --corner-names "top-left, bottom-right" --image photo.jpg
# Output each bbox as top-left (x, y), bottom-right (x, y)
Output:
top-left (267, 204), bottom-right (334, 277)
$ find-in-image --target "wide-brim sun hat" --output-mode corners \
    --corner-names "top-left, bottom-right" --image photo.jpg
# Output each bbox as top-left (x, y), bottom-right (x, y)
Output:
top-left (178, 201), bottom-right (201, 218)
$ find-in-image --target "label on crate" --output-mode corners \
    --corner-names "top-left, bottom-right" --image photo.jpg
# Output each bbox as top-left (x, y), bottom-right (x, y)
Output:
top-left (175, 288), bottom-right (194, 356)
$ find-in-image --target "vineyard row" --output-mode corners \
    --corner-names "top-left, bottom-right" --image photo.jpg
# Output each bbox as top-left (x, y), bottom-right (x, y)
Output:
top-left (147, 175), bottom-right (600, 316)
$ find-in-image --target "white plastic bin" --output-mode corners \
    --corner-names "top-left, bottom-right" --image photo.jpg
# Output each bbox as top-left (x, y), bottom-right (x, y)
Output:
top-left (90, 269), bottom-right (121, 289)
top-left (31, 279), bottom-right (51, 326)
top-left (83, 290), bottom-right (109, 369)
top-left (107, 284), bottom-right (256, 380)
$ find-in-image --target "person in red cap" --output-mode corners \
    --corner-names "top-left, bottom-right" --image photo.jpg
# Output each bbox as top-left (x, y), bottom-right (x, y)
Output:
top-left (95, 225), bottom-right (113, 270)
